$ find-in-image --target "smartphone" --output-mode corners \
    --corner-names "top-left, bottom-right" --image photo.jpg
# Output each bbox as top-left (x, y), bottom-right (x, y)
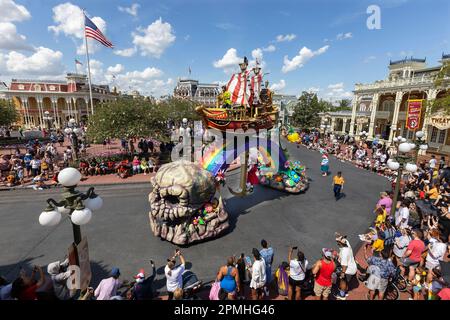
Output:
top-left (292, 246), bottom-right (298, 250)
top-left (244, 256), bottom-right (252, 268)
top-left (150, 259), bottom-right (154, 265)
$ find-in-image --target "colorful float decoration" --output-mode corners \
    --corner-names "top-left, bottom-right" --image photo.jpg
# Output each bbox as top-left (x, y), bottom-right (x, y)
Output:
top-left (259, 160), bottom-right (308, 193)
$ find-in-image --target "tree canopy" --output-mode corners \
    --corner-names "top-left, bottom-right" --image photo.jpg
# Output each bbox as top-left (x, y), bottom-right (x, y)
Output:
top-left (291, 91), bottom-right (333, 128)
top-left (0, 99), bottom-right (19, 127)
top-left (427, 60), bottom-right (450, 115)
top-left (86, 97), bottom-right (200, 143)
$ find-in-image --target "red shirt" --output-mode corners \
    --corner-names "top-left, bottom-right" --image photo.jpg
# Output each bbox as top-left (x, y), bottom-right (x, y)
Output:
top-left (316, 259), bottom-right (335, 287)
top-left (407, 239), bottom-right (425, 262)
top-left (18, 283), bottom-right (38, 300)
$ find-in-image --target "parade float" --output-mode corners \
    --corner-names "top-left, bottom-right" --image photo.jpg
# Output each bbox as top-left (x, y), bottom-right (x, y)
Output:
top-left (149, 57), bottom-right (308, 245)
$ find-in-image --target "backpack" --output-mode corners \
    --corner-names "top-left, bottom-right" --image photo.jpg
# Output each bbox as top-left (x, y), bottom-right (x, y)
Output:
top-left (276, 263), bottom-right (289, 296)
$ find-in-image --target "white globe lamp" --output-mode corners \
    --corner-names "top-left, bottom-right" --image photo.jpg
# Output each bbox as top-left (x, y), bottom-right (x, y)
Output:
top-left (84, 196), bottom-right (103, 211)
top-left (388, 161), bottom-right (400, 171)
top-left (405, 163), bottom-right (418, 173)
top-left (39, 209), bottom-right (61, 227)
top-left (409, 143), bottom-right (416, 150)
top-left (71, 208), bottom-right (92, 225)
top-left (398, 142), bottom-right (412, 153)
top-left (57, 206), bottom-right (71, 215)
top-left (416, 131), bottom-right (425, 139)
top-left (419, 144), bottom-right (428, 151)
top-left (58, 168), bottom-right (82, 187)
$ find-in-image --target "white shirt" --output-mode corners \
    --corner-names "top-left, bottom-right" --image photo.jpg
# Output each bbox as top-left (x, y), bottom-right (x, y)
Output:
top-left (30, 159), bottom-right (41, 169)
top-left (250, 259), bottom-right (266, 289)
top-left (429, 158), bottom-right (437, 169)
top-left (395, 207), bottom-right (409, 229)
top-left (393, 235), bottom-right (411, 258)
top-left (339, 242), bottom-right (357, 275)
top-left (165, 264), bottom-right (185, 292)
top-left (289, 259), bottom-right (309, 281)
top-left (426, 241), bottom-right (447, 269)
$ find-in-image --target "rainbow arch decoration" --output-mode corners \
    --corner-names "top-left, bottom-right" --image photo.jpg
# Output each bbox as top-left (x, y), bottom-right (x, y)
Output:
top-left (200, 138), bottom-right (287, 177)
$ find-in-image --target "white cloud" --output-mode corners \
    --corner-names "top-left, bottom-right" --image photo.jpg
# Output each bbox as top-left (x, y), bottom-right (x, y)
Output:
top-left (213, 48), bottom-right (242, 73)
top-left (184, 35), bottom-right (190, 41)
top-left (48, 3), bottom-right (110, 54)
top-left (270, 80), bottom-right (286, 92)
top-left (132, 18), bottom-right (176, 58)
top-left (0, 22), bottom-right (32, 50)
top-left (307, 87), bottom-right (321, 93)
top-left (118, 3), bottom-right (140, 17)
top-left (263, 45), bottom-right (276, 52)
top-left (336, 32), bottom-right (352, 40)
top-left (0, 0), bottom-right (31, 22)
top-left (0, 46), bottom-right (64, 76)
top-left (107, 64), bottom-right (125, 74)
top-left (282, 45), bottom-right (329, 73)
top-left (114, 47), bottom-right (137, 57)
top-left (325, 82), bottom-right (352, 99)
top-left (363, 55), bottom-right (376, 63)
top-left (276, 34), bottom-right (296, 42)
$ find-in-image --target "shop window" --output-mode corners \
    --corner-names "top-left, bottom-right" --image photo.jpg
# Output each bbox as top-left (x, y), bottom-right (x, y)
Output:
top-left (429, 127), bottom-right (446, 144)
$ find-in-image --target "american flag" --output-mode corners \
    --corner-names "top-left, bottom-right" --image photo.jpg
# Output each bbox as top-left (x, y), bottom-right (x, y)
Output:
top-left (84, 14), bottom-right (113, 48)
top-left (75, 59), bottom-right (83, 65)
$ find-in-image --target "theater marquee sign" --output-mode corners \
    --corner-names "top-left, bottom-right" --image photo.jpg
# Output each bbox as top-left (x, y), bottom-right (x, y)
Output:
top-left (430, 112), bottom-right (450, 130)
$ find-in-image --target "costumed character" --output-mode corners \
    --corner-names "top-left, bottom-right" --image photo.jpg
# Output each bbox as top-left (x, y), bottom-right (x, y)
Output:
top-left (320, 153), bottom-right (329, 177)
top-left (246, 163), bottom-right (259, 192)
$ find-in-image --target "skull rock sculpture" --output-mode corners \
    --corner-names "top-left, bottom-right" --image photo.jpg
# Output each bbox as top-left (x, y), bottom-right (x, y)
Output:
top-left (149, 160), bottom-right (229, 245)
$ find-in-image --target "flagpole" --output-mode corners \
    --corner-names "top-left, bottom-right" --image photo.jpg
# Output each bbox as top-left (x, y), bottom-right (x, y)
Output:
top-left (83, 12), bottom-right (95, 116)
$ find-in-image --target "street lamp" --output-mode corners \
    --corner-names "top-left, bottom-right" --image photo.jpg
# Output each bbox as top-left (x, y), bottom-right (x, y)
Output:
top-left (65, 118), bottom-right (84, 160)
top-left (38, 167), bottom-right (103, 244)
top-left (43, 111), bottom-right (53, 131)
top-left (388, 132), bottom-right (428, 212)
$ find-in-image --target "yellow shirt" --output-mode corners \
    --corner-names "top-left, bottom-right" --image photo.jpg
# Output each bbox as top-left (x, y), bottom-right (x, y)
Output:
top-left (375, 211), bottom-right (386, 227)
top-left (333, 176), bottom-right (345, 185)
top-left (428, 187), bottom-right (439, 200)
top-left (372, 239), bottom-right (384, 252)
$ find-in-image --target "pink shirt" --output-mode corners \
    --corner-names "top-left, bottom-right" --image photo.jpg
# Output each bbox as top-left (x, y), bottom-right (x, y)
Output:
top-left (377, 197), bottom-right (392, 215)
top-left (407, 239), bottom-right (425, 262)
top-left (94, 277), bottom-right (120, 300)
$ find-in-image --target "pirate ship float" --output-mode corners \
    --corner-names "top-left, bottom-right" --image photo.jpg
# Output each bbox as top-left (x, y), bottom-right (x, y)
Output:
top-left (196, 57), bottom-right (279, 132)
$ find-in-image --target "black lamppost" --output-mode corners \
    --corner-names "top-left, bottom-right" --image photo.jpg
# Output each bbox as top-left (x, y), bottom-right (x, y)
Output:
top-left (387, 131), bottom-right (428, 210)
top-left (64, 118), bottom-right (83, 160)
top-left (38, 168), bottom-right (103, 245)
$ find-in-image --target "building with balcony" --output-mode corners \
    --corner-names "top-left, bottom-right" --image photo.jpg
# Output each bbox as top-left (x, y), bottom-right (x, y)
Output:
top-left (173, 79), bottom-right (220, 107)
top-left (320, 54), bottom-right (450, 153)
top-left (272, 94), bottom-right (297, 126)
top-left (0, 73), bottom-right (116, 129)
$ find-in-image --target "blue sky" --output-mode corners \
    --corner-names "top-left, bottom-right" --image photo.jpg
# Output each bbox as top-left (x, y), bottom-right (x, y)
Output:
top-left (0, 0), bottom-right (449, 99)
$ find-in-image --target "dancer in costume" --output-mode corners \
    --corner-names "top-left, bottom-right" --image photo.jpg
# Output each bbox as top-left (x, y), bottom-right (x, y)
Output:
top-left (320, 153), bottom-right (329, 177)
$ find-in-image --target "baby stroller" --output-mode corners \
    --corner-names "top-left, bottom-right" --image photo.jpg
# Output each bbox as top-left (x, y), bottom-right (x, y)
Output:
top-left (182, 270), bottom-right (203, 300)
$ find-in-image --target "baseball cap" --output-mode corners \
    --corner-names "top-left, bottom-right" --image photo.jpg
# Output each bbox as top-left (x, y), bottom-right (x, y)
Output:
top-left (134, 268), bottom-right (145, 282)
top-left (322, 248), bottom-right (333, 259)
top-left (110, 267), bottom-right (120, 277)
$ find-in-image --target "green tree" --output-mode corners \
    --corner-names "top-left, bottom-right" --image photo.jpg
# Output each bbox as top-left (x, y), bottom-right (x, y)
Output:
top-left (335, 99), bottom-right (352, 111)
top-left (291, 91), bottom-right (329, 128)
top-left (427, 60), bottom-right (450, 114)
top-left (86, 97), bottom-right (200, 143)
top-left (0, 99), bottom-right (19, 127)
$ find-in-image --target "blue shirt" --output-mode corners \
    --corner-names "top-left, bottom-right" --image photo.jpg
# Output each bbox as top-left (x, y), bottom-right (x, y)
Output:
top-left (367, 256), bottom-right (396, 279)
top-left (260, 247), bottom-right (274, 269)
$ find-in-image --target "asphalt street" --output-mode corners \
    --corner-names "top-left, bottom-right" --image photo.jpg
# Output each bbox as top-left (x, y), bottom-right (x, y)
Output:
top-left (0, 141), bottom-right (389, 291)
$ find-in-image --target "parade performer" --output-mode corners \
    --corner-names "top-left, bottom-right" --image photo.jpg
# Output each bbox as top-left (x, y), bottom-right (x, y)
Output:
top-left (227, 57), bottom-right (251, 107)
top-left (320, 153), bottom-right (329, 177)
top-left (247, 163), bottom-right (259, 192)
top-left (332, 171), bottom-right (345, 200)
top-left (250, 64), bottom-right (263, 106)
